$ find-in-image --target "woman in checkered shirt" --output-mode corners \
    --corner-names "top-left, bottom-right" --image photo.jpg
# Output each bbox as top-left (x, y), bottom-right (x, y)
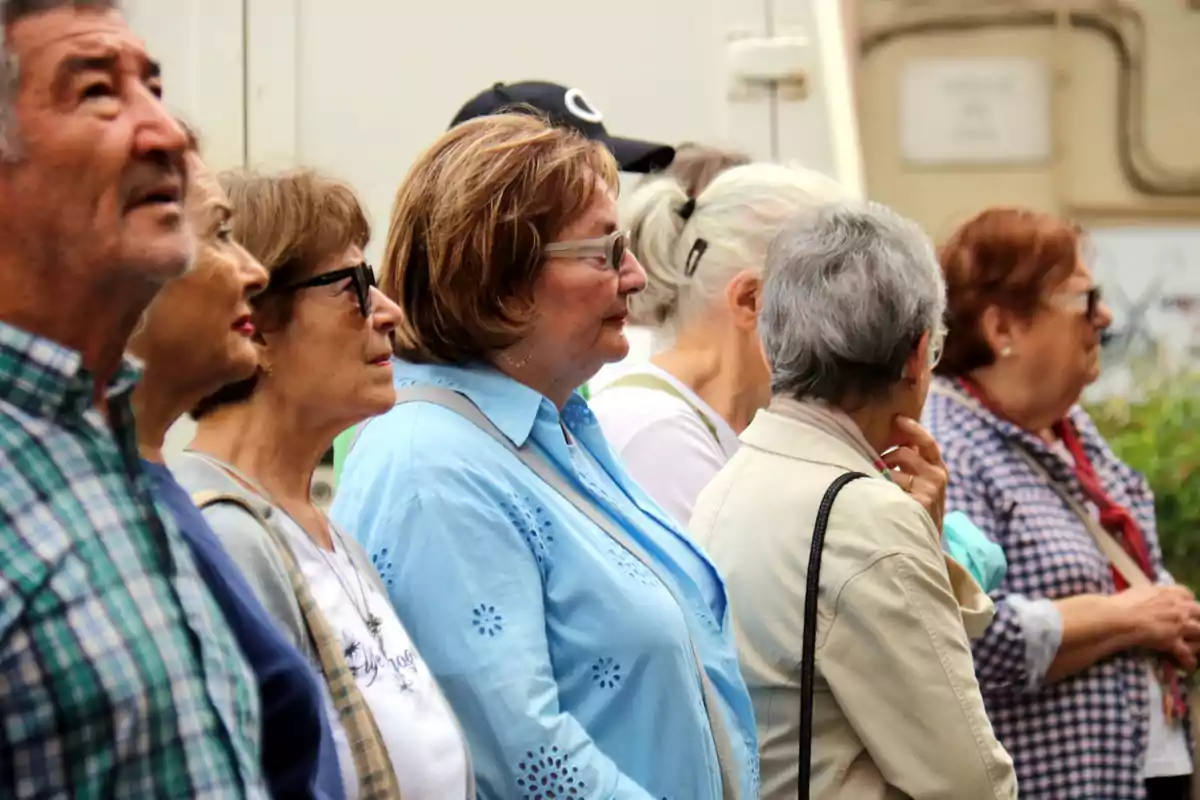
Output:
top-left (925, 207), bottom-right (1198, 800)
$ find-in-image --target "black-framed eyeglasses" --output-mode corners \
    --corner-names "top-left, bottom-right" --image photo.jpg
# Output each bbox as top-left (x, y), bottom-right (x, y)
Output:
top-left (543, 230), bottom-right (629, 271)
top-left (1053, 285), bottom-right (1104, 323)
top-left (277, 263), bottom-right (377, 317)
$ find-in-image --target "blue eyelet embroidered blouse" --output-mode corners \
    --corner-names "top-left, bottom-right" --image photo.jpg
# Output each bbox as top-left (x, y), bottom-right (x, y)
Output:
top-left (331, 360), bottom-right (759, 800)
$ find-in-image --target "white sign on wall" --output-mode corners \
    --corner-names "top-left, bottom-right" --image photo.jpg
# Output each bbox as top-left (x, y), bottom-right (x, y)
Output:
top-left (900, 57), bottom-right (1052, 165)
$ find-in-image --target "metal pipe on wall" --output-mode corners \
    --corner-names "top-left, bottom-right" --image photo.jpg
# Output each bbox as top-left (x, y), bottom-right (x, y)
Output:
top-left (859, 6), bottom-right (1200, 198)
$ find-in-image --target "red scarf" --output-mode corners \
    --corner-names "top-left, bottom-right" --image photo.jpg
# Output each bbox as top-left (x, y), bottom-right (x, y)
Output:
top-left (957, 377), bottom-right (1187, 719)
top-left (1052, 419), bottom-right (1156, 591)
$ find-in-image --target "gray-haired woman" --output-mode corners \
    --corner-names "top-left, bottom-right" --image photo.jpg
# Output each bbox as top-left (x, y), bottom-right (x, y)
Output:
top-left (690, 201), bottom-right (1018, 799)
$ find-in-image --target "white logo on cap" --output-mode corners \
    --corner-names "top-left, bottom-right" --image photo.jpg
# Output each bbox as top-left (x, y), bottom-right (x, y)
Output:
top-left (564, 88), bottom-right (604, 124)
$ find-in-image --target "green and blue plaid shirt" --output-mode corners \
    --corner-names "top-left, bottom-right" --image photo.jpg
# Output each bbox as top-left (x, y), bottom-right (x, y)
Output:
top-left (0, 321), bottom-right (267, 798)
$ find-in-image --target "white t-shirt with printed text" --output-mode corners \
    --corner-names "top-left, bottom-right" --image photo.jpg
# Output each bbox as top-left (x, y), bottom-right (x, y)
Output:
top-left (279, 515), bottom-right (470, 799)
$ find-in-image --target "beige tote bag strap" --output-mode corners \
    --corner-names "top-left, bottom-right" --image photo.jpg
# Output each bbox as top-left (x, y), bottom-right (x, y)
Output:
top-left (931, 381), bottom-right (1150, 586)
top-left (1006, 446), bottom-right (1151, 589)
top-left (938, 382), bottom-right (1199, 780)
top-left (1011, 439), bottom-right (1200, 791)
top-left (191, 489), bottom-right (404, 799)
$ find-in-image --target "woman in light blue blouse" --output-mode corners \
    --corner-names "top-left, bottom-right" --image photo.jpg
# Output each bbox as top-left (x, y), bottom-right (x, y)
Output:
top-left (331, 113), bottom-right (758, 799)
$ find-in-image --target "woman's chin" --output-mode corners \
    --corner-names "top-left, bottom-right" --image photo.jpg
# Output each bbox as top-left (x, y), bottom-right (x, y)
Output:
top-left (1081, 350), bottom-right (1104, 386)
top-left (597, 330), bottom-right (631, 364)
top-left (354, 381), bottom-right (398, 420)
top-left (223, 343), bottom-right (260, 383)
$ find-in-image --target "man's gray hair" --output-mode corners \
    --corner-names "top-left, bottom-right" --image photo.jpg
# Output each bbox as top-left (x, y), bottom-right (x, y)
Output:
top-left (759, 200), bottom-right (946, 406)
top-left (0, 0), bottom-right (119, 156)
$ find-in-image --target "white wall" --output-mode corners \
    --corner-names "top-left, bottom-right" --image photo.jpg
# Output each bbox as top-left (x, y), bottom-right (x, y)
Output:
top-left (124, 0), bottom-right (246, 456)
top-left (123, 0), bottom-right (860, 451)
top-left (124, 0), bottom-right (245, 171)
top-left (247, 0), bottom-right (854, 388)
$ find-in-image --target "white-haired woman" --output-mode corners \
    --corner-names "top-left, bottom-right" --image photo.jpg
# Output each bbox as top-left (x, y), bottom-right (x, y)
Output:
top-left (690, 201), bottom-right (1018, 799)
top-left (589, 163), bottom-right (846, 524)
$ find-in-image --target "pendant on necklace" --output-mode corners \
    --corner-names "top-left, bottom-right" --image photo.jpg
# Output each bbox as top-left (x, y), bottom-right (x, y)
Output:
top-left (366, 613), bottom-right (387, 658)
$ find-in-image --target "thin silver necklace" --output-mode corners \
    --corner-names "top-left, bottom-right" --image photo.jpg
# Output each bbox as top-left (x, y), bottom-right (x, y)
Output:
top-left (311, 517), bottom-right (387, 657)
top-left (185, 448), bottom-right (387, 656)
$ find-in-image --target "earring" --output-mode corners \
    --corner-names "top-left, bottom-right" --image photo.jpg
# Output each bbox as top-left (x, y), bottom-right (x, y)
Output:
top-left (1000, 345), bottom-right (1014, 358)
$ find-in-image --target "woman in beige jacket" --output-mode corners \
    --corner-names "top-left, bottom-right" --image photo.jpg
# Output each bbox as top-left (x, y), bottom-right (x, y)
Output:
top-left (691, 200), bottom-right (1018, 799)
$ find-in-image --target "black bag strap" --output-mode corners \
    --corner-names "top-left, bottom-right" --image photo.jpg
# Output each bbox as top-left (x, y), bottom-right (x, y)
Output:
top-left (798, 471), bottom-right (867, 798)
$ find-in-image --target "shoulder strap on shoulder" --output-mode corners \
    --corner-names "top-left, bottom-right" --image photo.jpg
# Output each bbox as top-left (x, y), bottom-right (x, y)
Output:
top-left (606, 372), bottom-right (690, 401)
top-left (393, 383), bottom-right (741, 799)
top-left (191, 490), bottom-right (272, 527)
top-left (603, 373), bottom-right (720, 444)
top-left (192, 493), bottom-right (402, 796)
top-left (798, 471), bottom-right (868, 799)
top-left (346, 420), bottom-right (369, 458)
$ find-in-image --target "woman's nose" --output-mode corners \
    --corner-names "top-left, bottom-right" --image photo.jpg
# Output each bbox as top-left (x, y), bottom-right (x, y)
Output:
top-left (240, 250), bottom-right (270, 299)
top-left (370, 286), bottom-right (401, 333)
top-left (619, 251), bottom-right (647, 296)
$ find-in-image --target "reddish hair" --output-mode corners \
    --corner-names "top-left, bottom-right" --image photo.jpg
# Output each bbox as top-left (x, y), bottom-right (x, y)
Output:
top-left (936, 207), bottom-right (1082, 376)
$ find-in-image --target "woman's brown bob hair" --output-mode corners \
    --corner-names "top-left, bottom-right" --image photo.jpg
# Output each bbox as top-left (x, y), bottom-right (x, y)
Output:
top-left (380, 112), bottom-right (619, 365)
top-left (936, 207), bottom-right (1082, 377)
top-left (191, 169), bottom-right (371, 418)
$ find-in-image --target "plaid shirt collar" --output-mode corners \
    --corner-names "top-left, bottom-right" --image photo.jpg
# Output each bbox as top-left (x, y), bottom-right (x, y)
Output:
top-left (0, 320), bottom-right (142, 420)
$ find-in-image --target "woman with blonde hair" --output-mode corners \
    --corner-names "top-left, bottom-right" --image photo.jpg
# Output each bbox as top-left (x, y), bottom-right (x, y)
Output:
top-left (172, 169), bottom-right (473, 799)
top-left (589, 162), bottom-right (846, 524)
top-left (333, 112), bottom-right (759, 799)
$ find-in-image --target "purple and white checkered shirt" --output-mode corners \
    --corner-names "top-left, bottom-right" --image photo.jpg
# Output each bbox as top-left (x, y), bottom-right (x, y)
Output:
top-left (924, 376), bottom-right (1186, 799)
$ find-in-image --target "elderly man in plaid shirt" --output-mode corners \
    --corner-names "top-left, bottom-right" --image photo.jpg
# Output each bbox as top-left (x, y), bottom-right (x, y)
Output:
top-left (0, 1), bottom-right (266, 797)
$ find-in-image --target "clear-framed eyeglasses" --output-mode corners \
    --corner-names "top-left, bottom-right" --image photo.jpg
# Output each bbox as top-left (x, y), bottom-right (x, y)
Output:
top-left (928, 326), bottom-right (948, 368)
top-left (543, 230), bottom-right (629, 271)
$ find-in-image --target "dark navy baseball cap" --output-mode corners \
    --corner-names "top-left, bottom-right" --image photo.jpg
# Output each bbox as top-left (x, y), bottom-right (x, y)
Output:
top-left (450, 80), bottom-right (675, 174)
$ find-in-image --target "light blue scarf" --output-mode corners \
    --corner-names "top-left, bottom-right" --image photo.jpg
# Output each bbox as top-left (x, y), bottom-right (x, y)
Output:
top-left (943, 511), bottom-right (1008, 593)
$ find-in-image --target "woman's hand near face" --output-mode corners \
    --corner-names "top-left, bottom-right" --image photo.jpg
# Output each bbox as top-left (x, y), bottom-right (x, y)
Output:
top-left (884, 416), bottom-right (949, 530)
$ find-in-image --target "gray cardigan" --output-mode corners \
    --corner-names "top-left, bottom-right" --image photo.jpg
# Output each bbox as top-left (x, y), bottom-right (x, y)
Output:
top-left (169, 451), bottom-right (477, 796)
top-left (170, 452), bottom-right (385, 660)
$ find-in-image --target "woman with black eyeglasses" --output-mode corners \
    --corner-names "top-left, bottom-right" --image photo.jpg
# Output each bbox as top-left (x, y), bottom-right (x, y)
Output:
top-left (925, 207), bottom-right (1197, 800)
top-left (171, 169), bottom-right (475, 800)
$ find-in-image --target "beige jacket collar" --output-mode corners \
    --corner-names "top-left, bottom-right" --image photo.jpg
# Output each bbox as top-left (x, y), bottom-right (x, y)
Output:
top-left (742, 396), bottom-right (995, 639)
top-left (741, 397), bottom-right (881, 477)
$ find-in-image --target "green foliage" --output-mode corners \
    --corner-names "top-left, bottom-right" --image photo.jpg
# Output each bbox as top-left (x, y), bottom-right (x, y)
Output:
top-left (1088, 374), bottom-right (1200, 591)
